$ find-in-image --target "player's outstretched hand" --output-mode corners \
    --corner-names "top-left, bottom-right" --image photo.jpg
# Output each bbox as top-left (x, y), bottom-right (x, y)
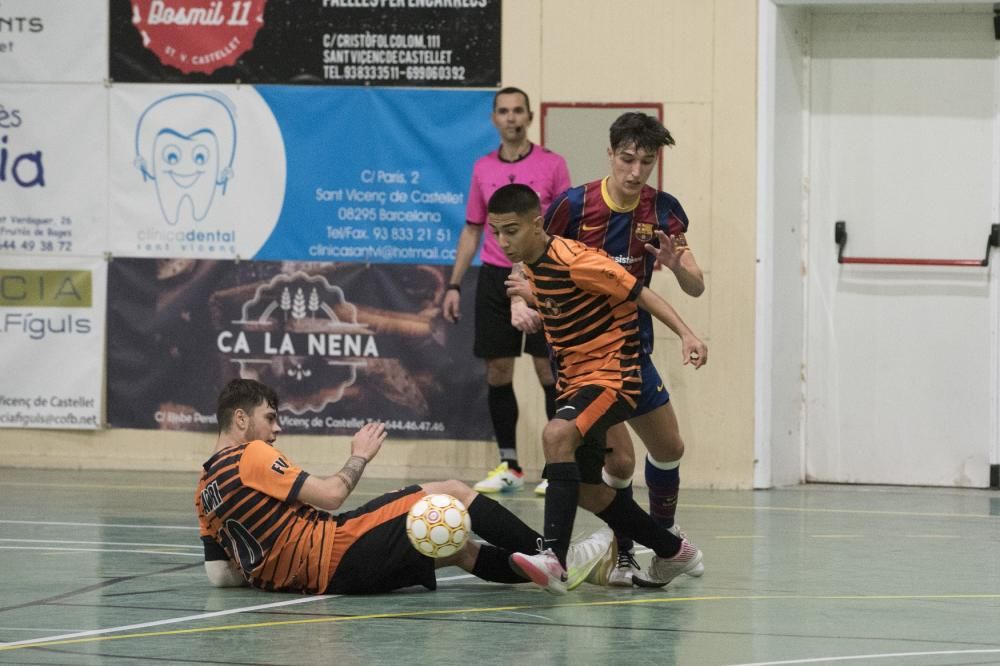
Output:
top-left (351, 421), bottom-right (387, 462)
top-left (442, 289), bottom-right (461, 323)
top-left (681, 335), bottom-right (708, 369)
top-left (644, 229), bottom-right (686, 272)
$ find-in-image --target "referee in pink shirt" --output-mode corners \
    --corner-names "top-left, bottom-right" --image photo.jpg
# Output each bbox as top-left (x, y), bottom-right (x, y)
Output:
top-left (442, 87), bottom-right (571, 496)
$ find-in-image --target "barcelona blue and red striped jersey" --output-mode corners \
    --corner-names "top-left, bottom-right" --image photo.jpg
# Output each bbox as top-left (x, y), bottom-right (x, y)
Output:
top-left (544, 178), bottom-right (689, 354)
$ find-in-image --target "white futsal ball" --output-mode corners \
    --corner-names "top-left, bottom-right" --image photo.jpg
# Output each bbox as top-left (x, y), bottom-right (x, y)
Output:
top-left (406, 493), bottom-right (471, 558)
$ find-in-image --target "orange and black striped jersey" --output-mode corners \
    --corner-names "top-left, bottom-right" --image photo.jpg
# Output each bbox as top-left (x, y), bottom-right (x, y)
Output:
top-left (524, 236), bottom-right (643, 401)
top-left (195, 440), bottom-right (336, 594)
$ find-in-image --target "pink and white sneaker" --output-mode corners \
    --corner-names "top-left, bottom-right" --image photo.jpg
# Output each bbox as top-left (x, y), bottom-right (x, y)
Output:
top-left (511, 548), bottom-right (568, 595)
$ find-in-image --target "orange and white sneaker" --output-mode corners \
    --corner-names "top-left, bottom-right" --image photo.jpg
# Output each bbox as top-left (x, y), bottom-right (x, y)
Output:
top-left (472, 462), bottom-right (524, 493)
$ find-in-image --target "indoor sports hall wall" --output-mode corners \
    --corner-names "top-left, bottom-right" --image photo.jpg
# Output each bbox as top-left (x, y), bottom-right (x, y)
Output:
top-left (0, 1), bottom-right (757, 489)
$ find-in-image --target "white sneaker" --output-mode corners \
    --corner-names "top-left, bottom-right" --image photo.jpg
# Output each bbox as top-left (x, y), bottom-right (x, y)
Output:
top-left (534, 479), bottom-right (548, 496)
top-left (511, 548), bottom-right (567, 595)
top-left (473, 462), bottom-right (524, 493)
top-left (566, 526), bottom-right (615, 589)
top-left (668, 525), bottom-right (704, 577)
top-left (606, 548), bottom-right (643, 587)
top-left (635, 538), bottom-right (703, 588)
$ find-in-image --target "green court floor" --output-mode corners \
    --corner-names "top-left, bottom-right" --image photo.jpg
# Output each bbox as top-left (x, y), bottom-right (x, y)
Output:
top-left (1, 468), bottom-right (999, 665)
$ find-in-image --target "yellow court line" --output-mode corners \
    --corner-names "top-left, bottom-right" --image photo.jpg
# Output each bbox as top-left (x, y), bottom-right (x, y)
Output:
top-left (4, 593), bottom-right (1000, 652)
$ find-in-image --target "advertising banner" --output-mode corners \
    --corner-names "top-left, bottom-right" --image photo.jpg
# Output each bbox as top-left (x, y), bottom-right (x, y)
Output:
top-left (110, 0), bottom-right (501, 87)
top-left (0, 255), bottom-right (106, 429)
top-left (0, 84), bottom-right (108, 257)
top-left (108, 84), bottom-right (493, 262)
top-left (106, 257), bottom-right (491, 440)
top-left (0, 0), bottom-right (108, 83)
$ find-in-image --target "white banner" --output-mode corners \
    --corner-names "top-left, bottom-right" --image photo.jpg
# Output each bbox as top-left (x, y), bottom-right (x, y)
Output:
top-left (108, 84), bottom-right (285, 259)
top-left (0, 255), bottom-right (106, 429)
top-left (0, 0), bottom-right (108, 83)
top-left (0, 84), bottom-right (108, 257)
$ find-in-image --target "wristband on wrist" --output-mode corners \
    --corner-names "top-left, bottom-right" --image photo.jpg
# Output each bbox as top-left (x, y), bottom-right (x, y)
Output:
top-left (446, 284), bottom-right (461, 293)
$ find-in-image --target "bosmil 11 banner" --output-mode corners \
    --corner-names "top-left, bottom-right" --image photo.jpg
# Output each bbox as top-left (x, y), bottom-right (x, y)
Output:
top-left (110, 0), bottom-right (501, 87)
top-left (108, 85), bottom-right (493, 261)
top-left (0, 85), bottom-right (108, 257)
top-left (106, 257), bottom-right (491, 439)
top-left (0, 255), bottom-right (106, 429)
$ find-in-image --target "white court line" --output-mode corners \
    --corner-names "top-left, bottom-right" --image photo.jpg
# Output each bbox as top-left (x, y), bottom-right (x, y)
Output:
top-left (729, 649), bottom-right (1000, 666)
top-left (0, 538), bottom-right (200, 550)
top-left (1, 570), bottom-right (477, 648)
top-left (0, 595), bottom-right (336, 647)
top-left (0, 547), bottom-right (202, 557)
top-left (0, 519), bottom-right (197, 531)
top-left (0, 628), bottom-right (89, 633)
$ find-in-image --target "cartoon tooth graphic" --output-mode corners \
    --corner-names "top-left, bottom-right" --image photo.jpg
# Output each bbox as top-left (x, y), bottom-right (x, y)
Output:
top-left (133, 93), bottom-right (236, 225)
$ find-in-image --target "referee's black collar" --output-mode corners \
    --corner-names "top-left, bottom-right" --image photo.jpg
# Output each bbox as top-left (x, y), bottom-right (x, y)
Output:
top-left (497, 143), bottom-right (535, 164)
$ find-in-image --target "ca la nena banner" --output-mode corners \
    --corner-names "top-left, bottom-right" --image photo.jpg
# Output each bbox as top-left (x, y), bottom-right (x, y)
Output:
top-left (0, 255), bottom-right (106, 429)
top-left (106, 257), bottom-right (491, 440)
top-left (0, 0), bottom-right (108, 83)
top-left (108, 84), bottom-right (492, 262)
top-left (0, 84), bottom-right (108, 257)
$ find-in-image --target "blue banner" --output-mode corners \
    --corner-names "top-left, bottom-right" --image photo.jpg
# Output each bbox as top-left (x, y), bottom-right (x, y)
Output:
top-left (109, 85), bottom-right (494, 262)
top-left (254, 86), bottom-right (493, 263)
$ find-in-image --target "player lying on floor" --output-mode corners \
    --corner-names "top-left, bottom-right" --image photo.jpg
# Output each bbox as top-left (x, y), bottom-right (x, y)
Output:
top-left (195, 378), bottom-right (614, 594)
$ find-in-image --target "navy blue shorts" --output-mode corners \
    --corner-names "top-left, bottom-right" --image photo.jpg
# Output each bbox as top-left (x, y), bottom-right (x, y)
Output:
top-left (633, 354), bottom-right (671, 418)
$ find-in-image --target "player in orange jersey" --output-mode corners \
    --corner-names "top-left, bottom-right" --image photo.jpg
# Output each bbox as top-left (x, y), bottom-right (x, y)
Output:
top-left (195, 378), bottom-right (614, 594)
top-left (489, 184), bottom-right (705, 594)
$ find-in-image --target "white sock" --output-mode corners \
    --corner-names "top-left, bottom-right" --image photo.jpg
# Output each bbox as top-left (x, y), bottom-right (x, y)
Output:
top-left (601, 469), bottom-right (632, 489)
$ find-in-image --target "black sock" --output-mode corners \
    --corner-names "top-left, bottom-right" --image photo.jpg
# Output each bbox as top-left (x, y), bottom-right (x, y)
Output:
top-left (472, 545), bottom-right (528, 584)
top-left (596, 490), bottom-right (681, 559)
top-left (488, 383), bottom-right (519, 467)
top-left (613, 484), bottom-right (635, 554)
top-left (468, 494), bottom-right (541, 553)
top-left (543, 462), bottom-right (580, 567)
top-left (543, 383), bottom-right (557, 420)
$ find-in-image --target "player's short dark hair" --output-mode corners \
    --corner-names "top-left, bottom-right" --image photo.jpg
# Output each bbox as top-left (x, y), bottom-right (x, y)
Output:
top-left (216, 378), bottom-right (278, 433)
top-left (609, 112), bottom-right (675, 153)
top-left (487, 183), bottom-right (541, 217)
top-left (494, 86), bottom-right (532, 115)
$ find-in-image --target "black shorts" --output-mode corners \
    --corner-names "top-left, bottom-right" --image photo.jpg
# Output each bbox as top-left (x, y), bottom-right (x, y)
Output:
top-left (473, 263), bottom-right (549, 360)
top-left (325, 485), bottom-right (436, 595)
top-left (550, 385), bottom-right (636, 485)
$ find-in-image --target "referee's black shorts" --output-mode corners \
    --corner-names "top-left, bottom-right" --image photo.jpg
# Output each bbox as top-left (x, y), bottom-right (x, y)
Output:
top-left (473, 263), bottom-right (549, 360)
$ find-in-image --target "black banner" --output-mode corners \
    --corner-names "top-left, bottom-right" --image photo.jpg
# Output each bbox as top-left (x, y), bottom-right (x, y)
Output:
top-left (110, 0), bottom-right (501, 87)
top-left (106, 258), bottom-right (491, 439)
